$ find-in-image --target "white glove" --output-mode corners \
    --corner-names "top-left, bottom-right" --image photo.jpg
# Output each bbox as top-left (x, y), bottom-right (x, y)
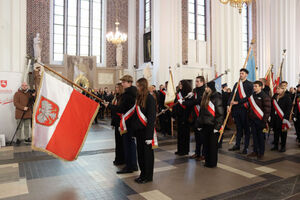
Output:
top-left (268, 116), bottom-right (271, 122)
top-left (186, 92), bottom-right (194, 99)
top-left (294, 117), bottom-right (297, 122)
top-left (197, 128), bottom-right (202, 131)
top-left (214, 129), bottom-right (219, 133)
top-left (145, 140), bottom-right (152, 145)
top-left (178, 99), bottom-right (184, 104)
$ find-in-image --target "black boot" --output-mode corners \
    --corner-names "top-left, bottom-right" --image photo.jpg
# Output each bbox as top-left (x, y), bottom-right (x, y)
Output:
top-left (271, 146), bottom-right (278, 151)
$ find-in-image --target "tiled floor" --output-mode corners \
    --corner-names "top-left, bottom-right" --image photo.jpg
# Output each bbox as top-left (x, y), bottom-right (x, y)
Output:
top-left (0, 118), bottom-right (299, 200)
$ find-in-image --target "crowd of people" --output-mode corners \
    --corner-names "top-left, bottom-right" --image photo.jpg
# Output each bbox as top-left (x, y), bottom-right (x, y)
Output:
top-left (13, 69), bottom-right (300, 184)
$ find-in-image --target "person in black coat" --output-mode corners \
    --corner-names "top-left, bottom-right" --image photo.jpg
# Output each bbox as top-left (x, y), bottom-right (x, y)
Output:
top-left (131, 78), bottom-right (156, 184)
top-left (157, 82), bottom-right (171, 136)
top-left (182, 76), bottom-right (205, 160)
top-left (173, 80), bottom-right (192, 156)
top-left (196, 81), bottom-right (223, 168)
top-left (105, 75), bottom-right (138, 173)
top-left (108, 83), bottom-right (125, 165)
top-left (247, 81), bottom-right (271, 159)
top-left (293, 84), bottom-right (300, 144)
top-left (228, 68), bottom-right (253, 154)
top-left (271, 83), bottom-right (292, 152)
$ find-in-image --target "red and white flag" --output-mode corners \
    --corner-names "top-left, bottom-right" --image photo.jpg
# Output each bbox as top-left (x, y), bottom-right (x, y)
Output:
top-left (32, 70), bottom-right (99, 161)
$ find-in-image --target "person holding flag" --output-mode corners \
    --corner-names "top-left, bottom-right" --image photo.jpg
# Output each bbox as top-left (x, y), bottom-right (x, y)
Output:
top-left (172, 80), bottom-right (192, 156)
top-left (247, 81), bottom-right (271, 159)
top-left (183, 76), bottom-right (206, 160)
top-left (131, 78), bottom-right (156, 184)
top-left (195, 81), bottom-right (223, 168)
top-left (105, 75), bottom-right (138, 174)
top-left (228, 68), bottom-right (253, 154)
top-left (270, 83), bottom-right (292, 152)
top-left (157, 82), bottom-right (171, 136)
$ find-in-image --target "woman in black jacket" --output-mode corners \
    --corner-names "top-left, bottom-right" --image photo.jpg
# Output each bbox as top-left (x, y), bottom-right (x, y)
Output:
top-left (271, 84), bottom-right (292, 152)
top-left (196, 81), bottom-right (223, 168)
top-left (173, 80), bottom-right (192, 156)
top-left (109, 83), bottom-right (125, 165)
top-left (132, 78), bottom-right (156, 184)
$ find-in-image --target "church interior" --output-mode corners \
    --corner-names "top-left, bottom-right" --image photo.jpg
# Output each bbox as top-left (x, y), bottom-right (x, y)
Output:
top-left (0, 0), bottom-right (300, 199)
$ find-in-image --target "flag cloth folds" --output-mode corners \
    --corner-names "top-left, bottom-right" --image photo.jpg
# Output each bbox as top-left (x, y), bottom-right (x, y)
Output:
top-left (214, 72), bottom-right (222, 93)
top-left (32, 70), bottom-right (99, 161)
top-left (246, 50), bottom-right (256, 82)
top-left (164, 70), bottom-right (176, 108)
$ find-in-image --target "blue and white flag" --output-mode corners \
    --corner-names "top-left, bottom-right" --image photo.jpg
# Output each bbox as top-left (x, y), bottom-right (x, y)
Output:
top-left (246, 50), bottom-right (256, 82)
top-left (214, 76), bottom-right (222, 93)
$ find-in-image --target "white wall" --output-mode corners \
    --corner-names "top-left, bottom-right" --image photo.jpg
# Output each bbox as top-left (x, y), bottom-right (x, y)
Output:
top-left (257, 0), bottom-right (300, 87)
top-left (0, 0), bottom-right (27, 73)
top-left (211, 0), bottom-right (244, 88)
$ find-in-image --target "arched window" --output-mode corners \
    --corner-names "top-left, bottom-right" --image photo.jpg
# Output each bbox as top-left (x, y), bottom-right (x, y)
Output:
top-left (144, 0), bottom-right (151, 32)
top-left (188, 0), bottom-right (206, 41)
top-left (241, 4), bottom-right (249, 61)
top-left (52, 0), bottom-right (104, 64)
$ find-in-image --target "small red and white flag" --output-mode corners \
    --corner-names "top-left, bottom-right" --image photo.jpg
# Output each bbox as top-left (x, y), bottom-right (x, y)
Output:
top-left (32, 70), bottom-right (99, 161)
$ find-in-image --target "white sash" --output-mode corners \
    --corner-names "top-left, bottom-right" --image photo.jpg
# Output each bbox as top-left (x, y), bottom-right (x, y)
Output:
top-left (272, 99), bottom-right (291, 130)
top-left (207, 101), bottom-right (215, 117)
top-left (248, 95), bottom-right (264, 120)
top-left (135, 105), bottom-right (158, 149)
top-left (120, 104), bottom-right (136, 134)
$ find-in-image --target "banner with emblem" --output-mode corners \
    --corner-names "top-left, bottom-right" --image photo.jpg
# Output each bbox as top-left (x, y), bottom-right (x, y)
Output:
top-left (32, 70), bottom-right (99, 161)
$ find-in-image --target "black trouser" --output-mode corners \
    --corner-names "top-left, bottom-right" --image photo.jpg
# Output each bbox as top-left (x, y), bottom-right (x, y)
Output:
top-left (232, 108), bottom-right (250, 149)
top-left (250, 119), bottom-right (265, 155)
top-left (122, 131), bottom-right (137, 170)
top-left (273, 118), bottom-right (287, 148)
top-left (136, 130), bottom-right (154, 180)
top-left (294, 117), bottom-right (300, 141)
top-left (114, 126), bottom-right (125, 164)
top-left (159, 111), bottom-right (171, 135)
top-left (195, 129), bottom-right (205, 156)
top-left (203, 125), bottom-right (218, 167)
top-left (177, 120), bottom-right (190, 154)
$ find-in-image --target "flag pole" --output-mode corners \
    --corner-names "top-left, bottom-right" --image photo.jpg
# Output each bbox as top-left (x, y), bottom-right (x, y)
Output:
top-left (218, 39), bottom-right (255, 143)
top-left (36, 61), bottom-right (104, 103)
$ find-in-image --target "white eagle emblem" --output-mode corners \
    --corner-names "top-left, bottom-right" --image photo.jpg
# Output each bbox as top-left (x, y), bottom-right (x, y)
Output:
top-left (36, 96), bottom-right (59, 126)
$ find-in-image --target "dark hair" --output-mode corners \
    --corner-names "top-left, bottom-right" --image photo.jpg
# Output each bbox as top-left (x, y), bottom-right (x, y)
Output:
top-left (196, 76), bottom-right (205, 84)
top-left (240, 68), bottom-right (249, 74)
top-left (254, 81), bottom-right (263, 87)
top-left (136, 78), bottom-right (149, 108)
top-left (180, 80), bottom-right (192, 96)
top-left (281, 81), bottom-right (288, 84)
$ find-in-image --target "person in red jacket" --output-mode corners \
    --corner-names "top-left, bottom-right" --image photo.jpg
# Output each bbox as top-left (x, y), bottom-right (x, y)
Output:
top-left (247, 81), bottom-right (271, 159)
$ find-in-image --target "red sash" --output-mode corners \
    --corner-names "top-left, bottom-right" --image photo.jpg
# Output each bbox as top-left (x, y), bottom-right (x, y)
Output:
top-left (194, 93), bottom-right (200, 117)
top-left (120, 105), bottom-right (136, 134)
top-left (160, 89), bottom-right (166, 96)
top-left (272, 99), bottom-right (291, 130)
top-left (177, 92), bottom-right (186, 109)
top-left (207, 101), bottom-right (215, 117)
top-left (120, 104), bottom-right (158, 149)
top-left (237, 81), bottom-right (249, 109)
top-left (136, 106), bottom-right (158, 149)
top-left (248, 95), bottom-right (264, 120)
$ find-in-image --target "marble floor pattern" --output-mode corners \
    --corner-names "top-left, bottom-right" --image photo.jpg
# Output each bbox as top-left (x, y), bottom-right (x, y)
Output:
top-left (0, 118), bottom-right (299, 200)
